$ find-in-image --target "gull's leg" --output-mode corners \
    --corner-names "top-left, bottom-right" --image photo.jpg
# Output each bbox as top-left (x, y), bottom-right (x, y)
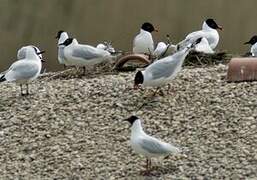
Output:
top-left (144, 158), bottom-right (152, 175)
top-left (20, 84), bottom-right (24, 96)
top-left (168, 84), bottom-right (171, 92)
top-left (26, 84), bottom-right (29, 95)
top-left (83, 66), bottom-right (86, 75)
top-left (146, 158), bottom-right (149, 172)
top-left (158, 89), bottom-right (165, 96)
top-left (152, 88), bottom-right (160, 96)
top-left (167, 84), bottom-right (175, 94)
top-left (146, 158), bottom-right (152, 171)
top-left (63, 64), bottom-right (66, 69)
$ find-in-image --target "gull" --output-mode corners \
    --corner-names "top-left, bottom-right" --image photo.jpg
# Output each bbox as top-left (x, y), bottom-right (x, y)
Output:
top-left (133, 22), bottom-right (158, 56)
top-left (244, 35), bottom-right (257, 57)
top-left (59, 38), bottom-right (112, 74)
top-left (56, 30), bottom-right (69, 67)
top-left (125, 115), bottom-right (180, 172)
top-left (134, 38), bottom-right (202, 93)
top-left (177, 18), bottom-right (222, 51)
top-left (0, 46), bottom-right (45, 96)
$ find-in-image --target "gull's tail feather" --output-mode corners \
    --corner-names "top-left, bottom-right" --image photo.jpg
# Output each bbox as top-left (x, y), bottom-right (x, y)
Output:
top-left (168, 144), bottom-right (182, 154)
top-left (176, 39), bottom-right (191, 51)
top-left (0, 74), bottom-right (6, 82)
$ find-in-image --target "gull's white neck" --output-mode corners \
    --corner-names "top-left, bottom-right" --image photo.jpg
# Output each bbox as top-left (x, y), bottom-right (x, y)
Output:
top-left (58, 32), bottom-right (69, 44)
top-left (140, 29), bottom-right (151, 34)
top-left (131, 119), bottom-right (144, 135)
top-left (202, 22), bottom-right (215, 31)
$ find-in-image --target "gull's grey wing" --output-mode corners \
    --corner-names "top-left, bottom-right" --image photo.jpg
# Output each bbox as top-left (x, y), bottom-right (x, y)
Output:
top-left (146, 57), bottom-right (181, 80)
top-left (5, 61), bottom-right (39, 81)
top-left (72, 45), bottom-right (108, 60)
top-left (140, 138), bottom-right (171, 155)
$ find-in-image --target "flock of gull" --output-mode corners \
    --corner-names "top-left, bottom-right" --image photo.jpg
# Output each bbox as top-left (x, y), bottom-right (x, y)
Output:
top-left (0, 18), bottom-right (256, 174)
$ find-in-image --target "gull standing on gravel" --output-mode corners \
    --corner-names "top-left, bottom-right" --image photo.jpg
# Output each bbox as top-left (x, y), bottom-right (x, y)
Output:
top-left (177, 18), bottom-right (222, 51)
top-left (59, 38), bottom-right (112, 74)
top-left (244, 35), bottom-right (257, 57)
top-left (134, 38), bottom-right (202, 93)
top-left (0, 46), bottom-right (45, 96)
top-left (56, 30), bottom-right (69, 67)
top-left (133, 22), bottom-right (158, 55)
top-left (125, 115), bottom-right (180, 172)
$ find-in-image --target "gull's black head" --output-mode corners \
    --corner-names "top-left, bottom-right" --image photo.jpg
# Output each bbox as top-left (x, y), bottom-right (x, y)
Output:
top-left (56, 30), bottom-right (65, 39)
top-left (59, 38), bottom-right (73, 46)
top-left (134, 71), bottom-right (144, 89)
top-left (244, 35), bottom-right (257, 45)
top-left (124, 115), bottom-right (139, 125)
top-left (205, 19), bottom-right (222, 30)
top-left (141, 22), bottom-right (157, 33)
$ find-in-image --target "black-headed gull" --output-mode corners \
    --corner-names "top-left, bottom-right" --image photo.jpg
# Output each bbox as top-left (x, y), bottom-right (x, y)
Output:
top-left (59, 38), bottom-right (112, 74)
top-left (125, 115), bottom-right (180, 172)
top-left (0, 46), bottom-right (45, 96)
top-left (133, 22), bottom-right (158, 55)
top-left (244, 35), bottom-right (257, 57)
top-left (134, 38), bottom-right (202, 91)
top-left (56, 30), bottom-right (69, 66)
top-left (177, 18), bottom-right (222, 51)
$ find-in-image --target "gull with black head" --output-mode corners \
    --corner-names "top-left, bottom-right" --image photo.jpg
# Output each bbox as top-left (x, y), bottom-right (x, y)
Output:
top-left (133, 22), bottom-right (158, 56)
top-left (134, 38), bottom-right (202, 95)
top-left (59, 38), bottom-right (112, 75)
top-left (177, 18), bottom-right (222, 51)
top-left (124, 115), bottom-right (180, 173)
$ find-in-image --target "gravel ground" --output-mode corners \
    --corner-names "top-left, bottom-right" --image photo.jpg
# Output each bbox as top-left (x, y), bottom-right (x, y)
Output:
top-left (0, 65), bottom-right (257, 179)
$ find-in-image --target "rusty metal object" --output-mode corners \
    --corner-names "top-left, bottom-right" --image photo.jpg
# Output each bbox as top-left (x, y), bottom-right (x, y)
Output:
top-left (114, 53), bottom-right (151, 71)
top-left (227, 58), bottom-right (257, 82)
